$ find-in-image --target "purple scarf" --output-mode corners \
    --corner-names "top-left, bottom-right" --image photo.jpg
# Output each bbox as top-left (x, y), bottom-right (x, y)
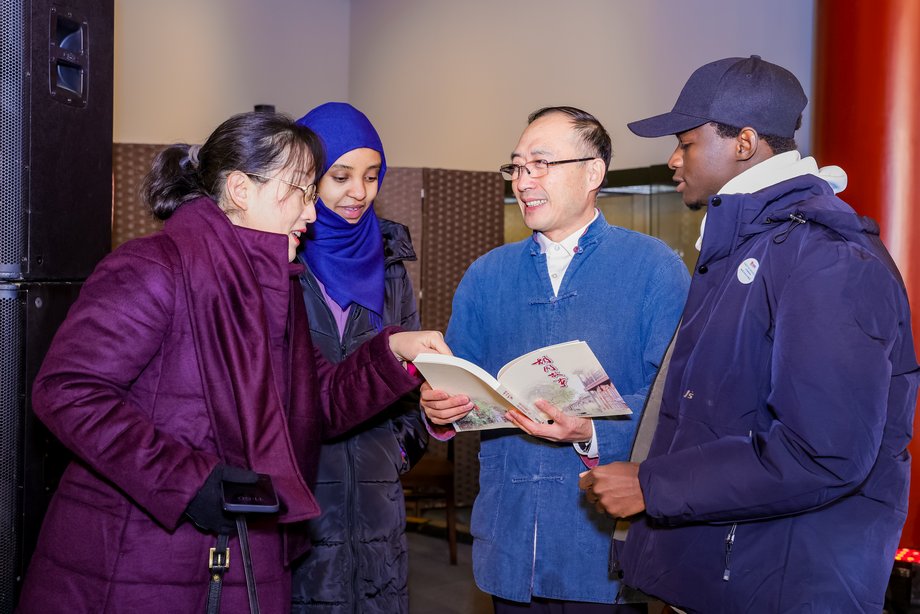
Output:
top-left (164, 197), bottom-right (319, 524)
top-left (297, 102), bottom-right (387, 329)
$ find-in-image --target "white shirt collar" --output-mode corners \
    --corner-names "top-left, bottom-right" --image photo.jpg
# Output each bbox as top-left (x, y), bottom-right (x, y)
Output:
top-left (534, 209), bottom-right (599, 255)
top-left (534, 210), bottom-right (598, 296)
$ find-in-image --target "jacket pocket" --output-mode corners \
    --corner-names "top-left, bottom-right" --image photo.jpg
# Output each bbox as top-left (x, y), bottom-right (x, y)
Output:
top-left (470, 451), bottom-right (506, 543)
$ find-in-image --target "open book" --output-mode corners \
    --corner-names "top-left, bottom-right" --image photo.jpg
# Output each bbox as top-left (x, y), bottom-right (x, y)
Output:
top-left (413, 340), bottom-right (631, 432)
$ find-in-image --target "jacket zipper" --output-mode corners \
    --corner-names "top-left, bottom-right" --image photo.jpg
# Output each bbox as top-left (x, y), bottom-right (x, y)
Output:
top-left (336, 314), bottom-right (360, 614)
top-left (345, 435), bottom-right (360, 613)
top-left (723, 523), bottom-right (737, 581)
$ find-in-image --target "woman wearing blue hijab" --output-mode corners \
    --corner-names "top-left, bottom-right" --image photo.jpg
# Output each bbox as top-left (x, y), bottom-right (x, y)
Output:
top-left (291, 103), bottom-right (427, 614)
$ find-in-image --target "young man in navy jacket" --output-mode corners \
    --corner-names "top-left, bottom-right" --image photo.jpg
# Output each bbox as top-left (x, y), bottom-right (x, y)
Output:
top-left (580, 55), bottom-right (919, 612)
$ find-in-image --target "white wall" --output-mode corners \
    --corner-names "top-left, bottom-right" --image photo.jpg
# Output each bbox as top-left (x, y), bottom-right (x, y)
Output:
top-left (112, 0), bottom-right (815, 170)
top-left (113, 0), bottom-right (351, 144)
top-left (348, 0), bottom-right (815, 171)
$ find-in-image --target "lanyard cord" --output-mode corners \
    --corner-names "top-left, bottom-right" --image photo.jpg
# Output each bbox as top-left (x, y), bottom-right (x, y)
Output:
top-left (236, 516), bottom-right (260, 614)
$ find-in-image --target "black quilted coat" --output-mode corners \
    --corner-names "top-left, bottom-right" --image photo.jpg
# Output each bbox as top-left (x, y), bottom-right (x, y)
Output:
top-left (290, 219), bottom-right (428, 614)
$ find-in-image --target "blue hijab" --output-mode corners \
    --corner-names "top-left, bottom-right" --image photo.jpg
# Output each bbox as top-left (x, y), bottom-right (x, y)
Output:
top-left (296, 102), bottom-right (386, 328)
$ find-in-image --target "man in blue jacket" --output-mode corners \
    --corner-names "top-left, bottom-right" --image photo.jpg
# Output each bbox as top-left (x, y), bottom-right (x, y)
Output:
top-left (421, 106), bottom-right (690, 612)
top-left (580, 55), bottom-right (920, 612)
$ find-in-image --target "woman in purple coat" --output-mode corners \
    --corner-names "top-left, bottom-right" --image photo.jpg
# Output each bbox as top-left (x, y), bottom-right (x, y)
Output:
top-left (16, 112), bottom-right (448, 613)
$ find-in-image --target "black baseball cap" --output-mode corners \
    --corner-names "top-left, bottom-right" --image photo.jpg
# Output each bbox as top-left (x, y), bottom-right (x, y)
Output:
top-left (628, 55), bottom-right (807, 139)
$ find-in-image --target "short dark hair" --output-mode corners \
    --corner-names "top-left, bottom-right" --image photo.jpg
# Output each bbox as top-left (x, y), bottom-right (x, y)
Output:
top-left (528, 106), bottom-right (612, 171)
top-left (141, 112), bottom-right (324, 220)
top-left (711, 115), bottom-right (801, 155)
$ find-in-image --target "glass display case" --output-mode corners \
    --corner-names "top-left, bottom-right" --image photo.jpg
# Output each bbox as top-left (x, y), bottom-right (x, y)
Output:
top-left (504, 164), bottom-right (705, 273)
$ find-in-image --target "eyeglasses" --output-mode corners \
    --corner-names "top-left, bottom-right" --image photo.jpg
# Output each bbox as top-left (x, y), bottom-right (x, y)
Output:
top-left (499, 157), bottom-right (597, 181)
top-left (247, 173), bottom-right (318, 205)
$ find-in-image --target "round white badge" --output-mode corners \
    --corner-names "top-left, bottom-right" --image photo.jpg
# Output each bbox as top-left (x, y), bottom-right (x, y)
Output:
top-left (737, 258), bottom-right (760, 284)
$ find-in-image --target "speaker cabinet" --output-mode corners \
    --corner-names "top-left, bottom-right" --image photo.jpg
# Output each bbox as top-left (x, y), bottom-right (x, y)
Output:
top-left (0, 0), bottom-right (112, 609)
top-left (0, 0), bottom-right (114, 281)
top-left (0, 283), bottom-right (79, 611)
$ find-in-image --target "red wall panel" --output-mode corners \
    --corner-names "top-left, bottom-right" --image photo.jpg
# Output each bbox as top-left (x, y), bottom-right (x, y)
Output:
top-left (814, 0), bottom-right (920, 547)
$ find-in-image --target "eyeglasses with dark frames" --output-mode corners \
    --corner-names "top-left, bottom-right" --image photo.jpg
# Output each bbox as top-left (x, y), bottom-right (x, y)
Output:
top-left (498, 157), bottom-right (597, 181)
top-left (246, 172), bottom-right (318, 205)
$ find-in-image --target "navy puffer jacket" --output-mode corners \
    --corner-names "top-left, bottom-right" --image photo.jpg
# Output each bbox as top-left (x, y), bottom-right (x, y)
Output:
top-left (291, 219), bottom-right (427, 614)
top-left (621, 175), bottom-right (919, 612)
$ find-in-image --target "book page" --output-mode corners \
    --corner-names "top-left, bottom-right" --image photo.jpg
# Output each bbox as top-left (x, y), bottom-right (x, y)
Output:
top-left (497, 341), bottom-right (632, 420)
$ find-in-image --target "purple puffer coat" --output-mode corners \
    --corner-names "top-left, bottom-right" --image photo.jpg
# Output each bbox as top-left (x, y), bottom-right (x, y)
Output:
top-left (17, 198), bottom-right (421, 613)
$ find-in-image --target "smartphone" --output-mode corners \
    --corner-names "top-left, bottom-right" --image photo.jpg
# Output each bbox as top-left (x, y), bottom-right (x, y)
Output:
top-left (221, 473), bottom-right (279, 514)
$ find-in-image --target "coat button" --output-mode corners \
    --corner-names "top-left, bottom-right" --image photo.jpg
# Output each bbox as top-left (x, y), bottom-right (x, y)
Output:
top-left (711, 196), bottom-right (722, 207)
top-left (698, 265), bottom-right (708, 274)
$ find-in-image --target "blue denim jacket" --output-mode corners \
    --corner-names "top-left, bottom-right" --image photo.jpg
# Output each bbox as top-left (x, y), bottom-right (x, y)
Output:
top-left (446, 212), bottom-right (690, 603)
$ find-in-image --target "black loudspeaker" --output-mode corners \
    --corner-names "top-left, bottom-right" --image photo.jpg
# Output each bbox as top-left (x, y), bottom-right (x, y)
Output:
top-left (0, 283), bottom-right (79, 611)
top-left (0, 0), bottom-right (112, 610)
top-left (1, 0), bottom-right (114, 281)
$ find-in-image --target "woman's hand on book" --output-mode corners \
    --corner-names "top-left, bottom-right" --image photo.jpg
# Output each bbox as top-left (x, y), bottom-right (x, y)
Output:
top-left (420, 382), bottom-right (474, 425)
top-left (506, 399), bottom-right (594, 443)
top-left (389, 330), bottom-right (451, 363)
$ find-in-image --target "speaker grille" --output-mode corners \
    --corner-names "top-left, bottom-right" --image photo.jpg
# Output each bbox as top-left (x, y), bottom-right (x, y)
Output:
top-left (0, 285), bottom-right (23, 611)
top-left (0, 1), bottom-right (25, 277)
